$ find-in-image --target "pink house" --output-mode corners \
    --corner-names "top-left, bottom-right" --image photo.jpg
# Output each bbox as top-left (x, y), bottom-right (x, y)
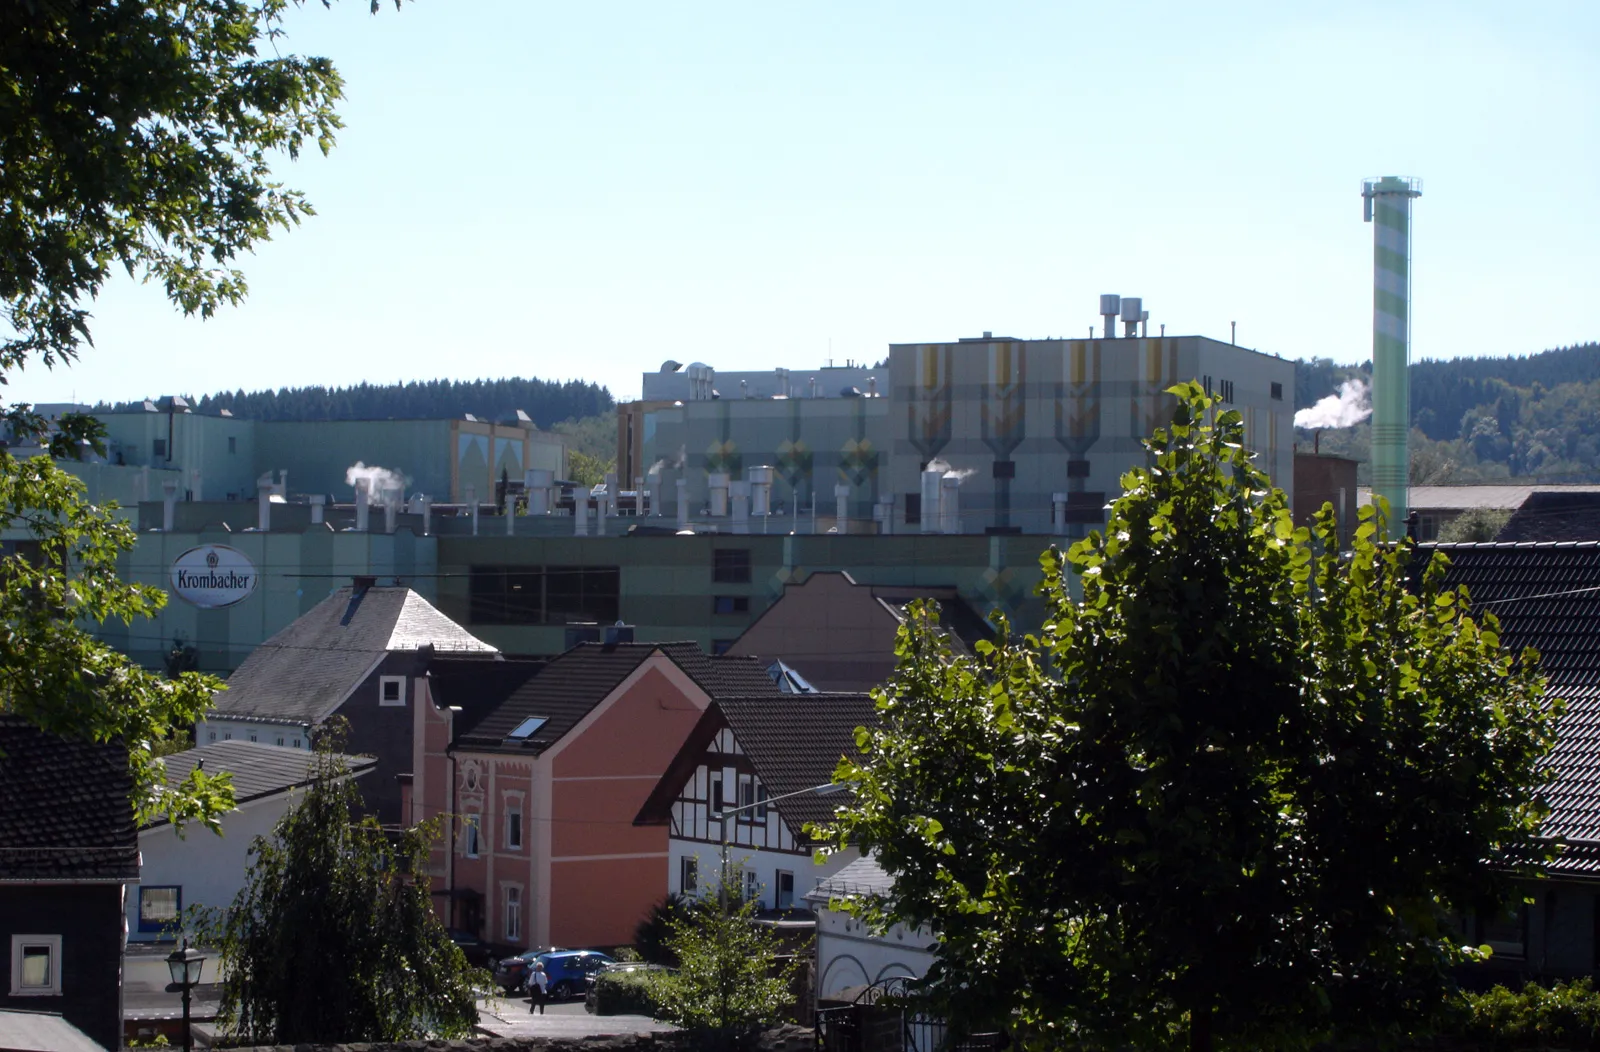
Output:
top-left (412, 641), bottom-right (780, 950)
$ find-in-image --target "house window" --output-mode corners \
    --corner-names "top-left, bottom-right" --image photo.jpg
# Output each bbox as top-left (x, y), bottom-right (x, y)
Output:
top-left (681, 856), bottom-right (698, 895)
top-left (223, 732), bottom-right (232, 740)
top-left (1270, 381), bottom-right (1284, 401)
top-left (709, 774), bottom-right (724, 813)
top-left (276, 736), bottom-right (284, 746)
top-left (737, 777), bottom-right (759, 823)
top-left (755, 784), bottom-right (768, 821)
top-left (379, 676), bottom-right (407, 707)
top-left (904, 493), bottom-right (921, 525)
top-left (228, 436), bottom-right (237, 454)
top-left (9, 935), bottom-right (62, 996)
top-left (743, 868), bottom-right (759, 906)
top-left (292, 738), bottom-right (301, 748)
top-left (776, 870), bottom-right (795, 909)
top-left (208, 731), bottom-right (216, 742)
top-left (505, 887), bottom-right (522, 942)
top-left (1477, 903), bottom-right (1527, 959)
top-left (506, 799), bottom-right (524, 851)
top-left (464, 814), bottom-right (481, 859)
top-left (712, 595), bottom-right (750, 616)
top-left (139, 886), bottom-right (182, 934)
top-left (248, 733), bottom-right (257, 743)
top-left (153, 438), bottom-right (167, 459)
top-left (712, 548), bottom-right (752, 584)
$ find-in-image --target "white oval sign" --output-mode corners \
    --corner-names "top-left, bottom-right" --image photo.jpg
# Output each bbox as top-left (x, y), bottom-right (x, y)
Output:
top-left (170, 545), bottom-right (258, 609)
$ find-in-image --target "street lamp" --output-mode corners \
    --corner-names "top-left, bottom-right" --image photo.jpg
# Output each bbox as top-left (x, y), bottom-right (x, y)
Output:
top-left (165, 940), bottom-right (207, 1052)
top-left (714, 780), bottom-right (851, 901)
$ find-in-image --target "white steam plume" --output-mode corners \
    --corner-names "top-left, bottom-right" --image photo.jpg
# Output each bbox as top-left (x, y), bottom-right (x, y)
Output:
top-left (1294, 379), bottom-right (1372, 430)
top-left (345, 462), bottom-right (409, 503)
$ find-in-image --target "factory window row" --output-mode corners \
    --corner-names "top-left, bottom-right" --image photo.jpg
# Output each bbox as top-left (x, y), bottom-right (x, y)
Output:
top-left (468, 565), bottom-right (621, 626)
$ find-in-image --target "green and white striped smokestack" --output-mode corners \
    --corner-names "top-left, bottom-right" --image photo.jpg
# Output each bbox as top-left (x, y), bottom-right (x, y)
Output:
top-left (1363, 175), bottom-right (1422, 539)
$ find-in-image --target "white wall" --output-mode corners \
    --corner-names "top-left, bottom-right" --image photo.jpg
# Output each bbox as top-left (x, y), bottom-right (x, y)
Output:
top-left (669, 837), bottom-right (857, 911)
top-left (196, 719), bottom-right (308, 749)
top-left (812, 905), bottom-right (934, 1001)
top-left (129, 791), bottom-right (302, 942)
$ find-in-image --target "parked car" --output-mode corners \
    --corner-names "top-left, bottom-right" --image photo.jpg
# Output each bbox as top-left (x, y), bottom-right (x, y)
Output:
top-left (492, 946), bottom-right (567, 994)
top-left (537, 950), bottom-right (615, 1000)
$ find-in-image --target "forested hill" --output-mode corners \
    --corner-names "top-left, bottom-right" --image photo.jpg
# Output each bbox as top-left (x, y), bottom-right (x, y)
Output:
top-left (1297, 342), bottom-right (1600, 483)
top-left (99, 377), bottom-right (613, 430)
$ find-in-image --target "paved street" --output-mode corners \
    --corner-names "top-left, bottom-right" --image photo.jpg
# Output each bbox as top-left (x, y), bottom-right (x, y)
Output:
top-left (475, 996), bottom-right (676, 1039)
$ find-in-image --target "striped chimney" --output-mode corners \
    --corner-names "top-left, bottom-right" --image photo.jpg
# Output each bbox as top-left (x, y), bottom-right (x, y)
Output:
top-left (1362, 175), bottom-right (1422, 539)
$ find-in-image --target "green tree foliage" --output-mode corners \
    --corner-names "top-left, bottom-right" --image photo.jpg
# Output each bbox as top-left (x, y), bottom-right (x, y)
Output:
top-left (3, 0), bottom-right (405, 828)
top-left (824, 383), bottom-right (1558, 1052)
top-left (204, 726), bottom-right (480, 1043)
top-left (1436, 508), bottom-right (1513, 544)
top-left (0, 454), bottom-right (231, 827)
top-left (568, 449), bottom-right (615, 487)
top-left (0, 0), bottom-right (395, 368)
top-left (101, 378), bottom-right (615, 431)
top-left (552, 408), bottom-right (620, 461)
top-left (652, 869), bottom-right (803, 1038)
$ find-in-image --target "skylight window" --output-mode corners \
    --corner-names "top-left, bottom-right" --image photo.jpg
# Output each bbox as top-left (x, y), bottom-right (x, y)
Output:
top-left (507, 716), bottom-right (548, 740)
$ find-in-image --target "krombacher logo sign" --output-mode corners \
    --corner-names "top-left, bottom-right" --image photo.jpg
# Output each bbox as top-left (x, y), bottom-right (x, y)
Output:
top-left (170, 545), bottom-right (257, 608)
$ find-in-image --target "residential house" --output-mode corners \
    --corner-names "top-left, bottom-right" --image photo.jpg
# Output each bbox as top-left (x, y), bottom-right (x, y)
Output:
top-left (1425, 540), bottom-right (1600, 981)
top-left (0, 718), bottom-right (139, 1052)
top-left (129, 741), bottom-right (376, 943)
top-left (724, 571), bottom-right (992, 692)
top-left (416, 641), bottom-right (782, 950)
top-left (635, 692), bottom-right (876, 911)
top-left (806, 854), bottom-right (935, 1003)
top-left (201, 579), bottom-right (498, 825)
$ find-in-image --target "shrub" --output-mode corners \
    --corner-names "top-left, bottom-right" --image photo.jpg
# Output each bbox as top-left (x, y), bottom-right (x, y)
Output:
top-left (594, 970), bottom-right (665, 1017)
top-left (1439, 979), bottom-right (1600, 1050)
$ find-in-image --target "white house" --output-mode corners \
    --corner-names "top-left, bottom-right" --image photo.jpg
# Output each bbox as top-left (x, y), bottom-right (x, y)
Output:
top-left (130, 740), bottom-right (376, 942)
top-left (634, 694), bottom-right (875, 911)
top-left (806, 854), bottom-right (936, 1003)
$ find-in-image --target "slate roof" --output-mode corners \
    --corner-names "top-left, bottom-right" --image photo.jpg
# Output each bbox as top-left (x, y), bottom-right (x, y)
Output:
top-left (209, 585), bottom-right (496, 725)
top-left (0, 1009), bottom-right (105, 1052)
top-left (427, 657), bottom-right (547, 737)
top-left (147, 741), bottom-right (376, 826)
top-left (451, 642), bottom-right (780, 754)
top-left (636, 692), bottom-right (877, 838)
top-left (1497, 491), bottom-right (1600, 543)
top-left (1424, 541), bottom-right (1600, 876)
top-left (806, 853), bottom-right (894, 904)
top-left (0, 717), bottom-right (138, 883)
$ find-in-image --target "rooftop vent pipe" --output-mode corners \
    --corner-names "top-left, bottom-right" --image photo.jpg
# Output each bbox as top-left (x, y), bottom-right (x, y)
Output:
top-left (1099, 294), bottom-right (1121, 339)
top-left (354, 478), bottom-right (370, 532)
top-left (1121, 297), bottom-right (1143, 338)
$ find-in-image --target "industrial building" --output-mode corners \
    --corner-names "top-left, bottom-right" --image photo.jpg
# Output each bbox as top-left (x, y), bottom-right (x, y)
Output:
top-left (24, 402), bottom-right (566, 508)
top-left (39, 302), bottom-right (1298, 677)
top-left (618, 300), bottom-right (1295, 538)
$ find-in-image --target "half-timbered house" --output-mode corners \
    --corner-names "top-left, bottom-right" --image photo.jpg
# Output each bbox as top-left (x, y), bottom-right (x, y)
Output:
top-left (635, 694), bottom-right (876, 910)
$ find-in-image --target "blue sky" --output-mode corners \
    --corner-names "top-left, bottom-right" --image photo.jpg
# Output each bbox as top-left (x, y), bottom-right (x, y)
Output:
top-left (18, 0), bottom-right (1599, 408)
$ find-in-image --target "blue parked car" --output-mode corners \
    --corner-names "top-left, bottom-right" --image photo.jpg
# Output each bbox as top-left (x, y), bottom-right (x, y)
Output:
top-left (536, 950), bottom-right (614, 1000)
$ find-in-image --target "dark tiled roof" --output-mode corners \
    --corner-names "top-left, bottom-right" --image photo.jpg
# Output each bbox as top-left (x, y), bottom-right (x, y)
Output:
top-left (452, 643), bottom-right (780, 753)
top-left (150, 741), bottom-right (376, 824)
top-left (210, 586), bottom-right (496, 725)
top-left (716, 694), bottom-right (878, 832)
top-left (428, 657), bottom-right (547, 738)
top-left (0, 717), bottom-right (138, 882)
top-left (1497, 492), bottom-right (1600, 543)
top-left (1424, 541), bottom-right (1600, 875)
